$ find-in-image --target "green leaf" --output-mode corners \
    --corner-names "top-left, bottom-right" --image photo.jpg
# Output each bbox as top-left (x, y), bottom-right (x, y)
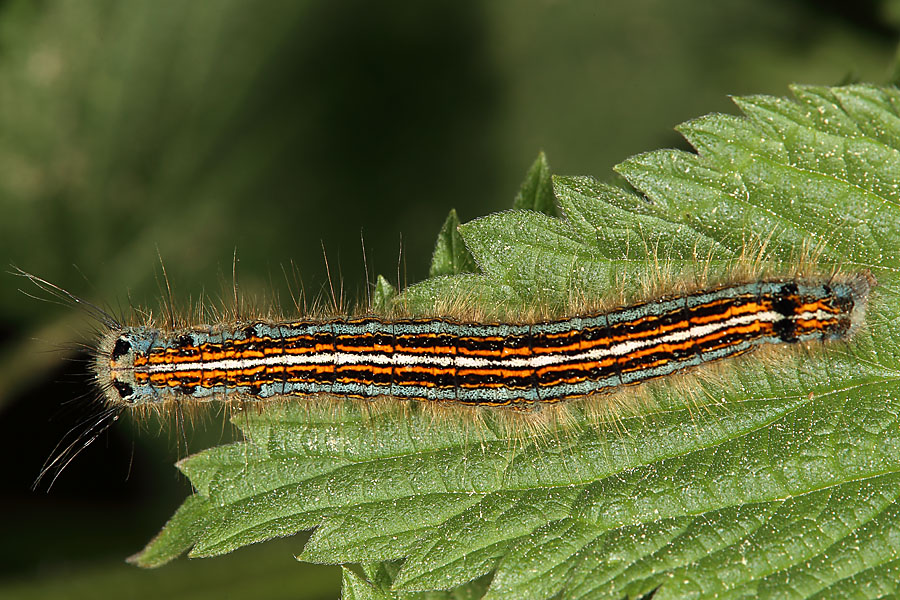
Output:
top-left (342, 567), bottom-right (393, 600)
top-left (137, 84), bottom-right (900, 600)
top-left (426, 152), bottom-right (559, 282)
top-left (512, 152), bottom-right (559, 217)
top-left (372, 275), bottom-right (398, 313)
top-left (429, 209), bottom-right (478, 278)
top-left (398, 273), bottom-right (518, 317)
top-left (128, 494), bottom-right (213, 568)
top-left (341, 563), bottom-right (491, 600)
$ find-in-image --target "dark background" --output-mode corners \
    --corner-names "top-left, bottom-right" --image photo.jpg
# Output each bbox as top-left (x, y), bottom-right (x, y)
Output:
top-left (0, 1), bottom-right (896, 598)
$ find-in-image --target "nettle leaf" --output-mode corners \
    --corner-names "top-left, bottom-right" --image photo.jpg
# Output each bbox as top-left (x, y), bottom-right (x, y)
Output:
top-left (372, 275), bottom-right (398, 314)
top-left (513, 151), bottom-right (559, 217)
top-left (342, 563), bottom-right (491, 600)
top-left (132, 84), bottom-right (900, 599)
top-left (429, 209), bottom-right (479, 278)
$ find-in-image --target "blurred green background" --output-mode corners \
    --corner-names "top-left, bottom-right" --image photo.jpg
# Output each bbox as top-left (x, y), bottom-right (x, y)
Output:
top-left (1, 1), bottom-right (896, 598)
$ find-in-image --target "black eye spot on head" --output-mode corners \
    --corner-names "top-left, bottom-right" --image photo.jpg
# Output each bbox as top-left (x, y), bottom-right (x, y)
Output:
top-left (112, 380), bottom-right (135, 402)
top-left (112, 338), bottom-right (132, 360)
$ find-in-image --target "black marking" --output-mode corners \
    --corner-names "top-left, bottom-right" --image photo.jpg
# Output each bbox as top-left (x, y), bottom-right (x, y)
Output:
top-left (772, 283), bottom-right (799, 343)
top-left (113, 380), bottom-right (134, 400)
top-left (112, 338), bottom-right (132, 360)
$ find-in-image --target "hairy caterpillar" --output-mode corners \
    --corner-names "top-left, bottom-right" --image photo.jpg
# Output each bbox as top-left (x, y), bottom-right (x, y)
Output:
top-left (96, 273), bottom-right (875, 411)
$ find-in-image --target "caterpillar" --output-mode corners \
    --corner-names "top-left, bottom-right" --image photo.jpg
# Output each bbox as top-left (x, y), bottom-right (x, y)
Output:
top-left (96, 272), bottom-right (875, 411)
